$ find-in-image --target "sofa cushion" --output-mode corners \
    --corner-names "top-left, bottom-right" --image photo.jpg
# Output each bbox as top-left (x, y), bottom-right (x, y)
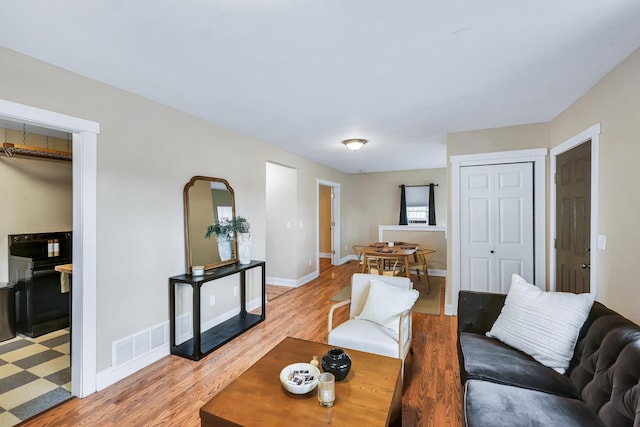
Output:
top-left (459, 332), bottom-right (579, 398)
top-left (486, 274), bottom-right (595, 374)
top-left (464, 380), bottom-right (605, 427)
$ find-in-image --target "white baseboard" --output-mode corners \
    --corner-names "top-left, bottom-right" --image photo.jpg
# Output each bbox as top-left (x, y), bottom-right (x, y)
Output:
top-left (267, 270), bottom-right (319, 288)
top-left (445, 304), bottom-right (456, 316)
top-left (97, 296), bottom-right (264, 391)
top-left (97, 344), bottom-right (169, 391)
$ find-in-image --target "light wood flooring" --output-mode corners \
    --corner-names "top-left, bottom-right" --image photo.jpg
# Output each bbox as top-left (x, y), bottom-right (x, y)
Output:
top-left (22, 261), bottom-right (462, 426)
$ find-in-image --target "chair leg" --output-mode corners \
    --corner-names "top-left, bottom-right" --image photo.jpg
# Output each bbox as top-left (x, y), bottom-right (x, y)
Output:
top-left (426, 272), bottom-right (430, 293)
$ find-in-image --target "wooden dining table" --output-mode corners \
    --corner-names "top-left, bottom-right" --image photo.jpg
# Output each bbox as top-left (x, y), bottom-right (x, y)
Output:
top-left (360, 242), bottom-right (418, 278)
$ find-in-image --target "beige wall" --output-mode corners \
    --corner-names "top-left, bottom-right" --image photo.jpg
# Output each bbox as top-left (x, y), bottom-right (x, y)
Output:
top-left (446, 123), bottom-right (550, 306)
top-left (347, 168), bottom-right (447, 235)
top-left (265, 162), bottom-right (297, 280)
top-left (549, 47), bottom-right (640, 324)
top-left (0, 155), bottom-right (72, 281)
top-left (344, 168), bottom-right (447, 266)
top-left (446, 47), bottom-right (640, 324)
top-left (0, 46), bottom-right (350, 371)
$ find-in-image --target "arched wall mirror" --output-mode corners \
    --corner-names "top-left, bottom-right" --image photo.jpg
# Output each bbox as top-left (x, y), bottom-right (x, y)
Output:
top-left (184, 176), bottom-right (237, 271)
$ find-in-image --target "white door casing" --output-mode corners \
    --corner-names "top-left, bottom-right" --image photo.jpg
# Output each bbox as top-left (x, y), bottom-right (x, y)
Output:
top-left (0, 98), bottom-right (99, 397)
top-left (450, 148), bottom-right (546, 316)
top-left (460, 163), bottom-right (534, 294)
top-left (550, 123), bottom-right (600, 295)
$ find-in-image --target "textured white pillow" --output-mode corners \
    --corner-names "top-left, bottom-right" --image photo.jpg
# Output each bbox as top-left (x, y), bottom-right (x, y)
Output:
top-left (486, 274), bottom-right (595, 374)
top-left (356, 279), bottom-right (419, 332)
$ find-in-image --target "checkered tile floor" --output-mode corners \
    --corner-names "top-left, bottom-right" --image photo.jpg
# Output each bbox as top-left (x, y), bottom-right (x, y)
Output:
top-left (0, 329), bottom-right (71, 426)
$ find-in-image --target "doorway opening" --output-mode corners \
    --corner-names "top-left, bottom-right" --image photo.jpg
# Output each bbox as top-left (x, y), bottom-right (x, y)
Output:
top-left (550, 124), bottom-right (600, 296)
top-left (318, 185), bottom-right (333, 272)
top-left (0, 98), bottom-right (99, 401)
top-left (316, 180), bottom-right (340, 269)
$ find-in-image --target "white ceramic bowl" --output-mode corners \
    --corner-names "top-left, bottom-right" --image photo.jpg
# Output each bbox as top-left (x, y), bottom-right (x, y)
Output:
top-left (279, 363), bottom-right (320, 394)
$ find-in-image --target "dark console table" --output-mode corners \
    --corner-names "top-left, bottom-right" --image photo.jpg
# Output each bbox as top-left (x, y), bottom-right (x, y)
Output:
top-left (169, 260), bottom-right (266, 361)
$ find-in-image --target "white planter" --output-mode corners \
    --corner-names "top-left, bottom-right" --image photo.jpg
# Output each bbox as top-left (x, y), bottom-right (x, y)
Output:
top-left (217, 237), bottom-right (232, 262)
top-left (238, 233), bottom-right (251, 264)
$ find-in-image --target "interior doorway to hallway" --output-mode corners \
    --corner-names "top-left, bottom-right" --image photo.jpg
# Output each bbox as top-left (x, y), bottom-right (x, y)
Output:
top-left (318, 185), bottom-right (333, 265)
top-left (316, 179), bottom-right (341, 269)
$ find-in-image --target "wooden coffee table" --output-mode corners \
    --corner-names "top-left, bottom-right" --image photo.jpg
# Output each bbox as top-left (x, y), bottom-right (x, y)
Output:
top-left (200, 337), bottom-right (403, 427)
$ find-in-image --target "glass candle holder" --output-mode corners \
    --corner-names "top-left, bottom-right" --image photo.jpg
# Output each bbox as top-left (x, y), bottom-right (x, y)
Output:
top-left (317, 372), bottom-right (335, 407)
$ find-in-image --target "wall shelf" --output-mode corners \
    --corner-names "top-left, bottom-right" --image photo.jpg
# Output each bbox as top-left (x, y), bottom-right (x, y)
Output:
top-left (2, 142), bottom-right (72, 161)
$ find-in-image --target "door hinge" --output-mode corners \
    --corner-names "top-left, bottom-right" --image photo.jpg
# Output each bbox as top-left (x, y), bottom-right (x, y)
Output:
top-left (332, 250), bottom-right (335, 254)
top-left (554, 238), bottom-right (556, 249)
top-left (554, 173), bottom-right (558, 184)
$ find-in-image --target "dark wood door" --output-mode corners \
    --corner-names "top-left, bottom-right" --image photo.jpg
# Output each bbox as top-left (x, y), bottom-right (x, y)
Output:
top-left (556, 141), bottom-right (591, 293)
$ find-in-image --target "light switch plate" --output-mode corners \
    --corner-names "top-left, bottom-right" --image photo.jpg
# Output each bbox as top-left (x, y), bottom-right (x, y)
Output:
top-left (597, 235), bottom-right (607, 250)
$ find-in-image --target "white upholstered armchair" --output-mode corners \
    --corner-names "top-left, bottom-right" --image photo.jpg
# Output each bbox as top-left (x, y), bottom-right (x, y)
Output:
top-left (327, 273), bottom-right (417, 362)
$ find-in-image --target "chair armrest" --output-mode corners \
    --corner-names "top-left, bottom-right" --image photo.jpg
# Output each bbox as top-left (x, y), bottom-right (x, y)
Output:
top-left (328, 299), bottom-right (351, 333)
top-left (457, 291), bottom-right (506, 336)
top-left (398, 309), bottom-right (412, 358)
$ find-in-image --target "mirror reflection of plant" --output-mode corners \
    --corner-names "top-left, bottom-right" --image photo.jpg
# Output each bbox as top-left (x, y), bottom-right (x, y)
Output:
top-left (205, 217), bottom-right (234, 240)
top-left (205, 216), bottom-right (250, 239)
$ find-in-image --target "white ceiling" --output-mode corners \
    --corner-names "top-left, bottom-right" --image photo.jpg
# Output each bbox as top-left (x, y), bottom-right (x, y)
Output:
top-left (1, 1), bottom-right (639, 173)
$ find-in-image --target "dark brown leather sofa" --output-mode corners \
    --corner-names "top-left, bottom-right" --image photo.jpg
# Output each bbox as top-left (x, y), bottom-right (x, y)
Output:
top-left (457, 290), bottom-right (640, 427)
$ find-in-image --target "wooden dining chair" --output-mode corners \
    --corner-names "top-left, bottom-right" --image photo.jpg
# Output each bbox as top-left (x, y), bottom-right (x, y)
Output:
top-left (352, 245), bottom-right (367, 273)
top-left (406, 248), bottom-right (435, 291)
top-left (366, 254), bottom-right (402, 276)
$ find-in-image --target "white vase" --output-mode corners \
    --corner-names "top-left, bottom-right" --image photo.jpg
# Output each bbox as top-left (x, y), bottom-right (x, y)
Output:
top-left (217, 237), bottom-right (232, 262)
top-left (238, 233), bottom-right (251, 264)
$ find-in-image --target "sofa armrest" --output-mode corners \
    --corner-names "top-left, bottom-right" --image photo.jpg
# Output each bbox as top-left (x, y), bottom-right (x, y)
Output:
top-left (457, 291), bottom-right (506, 336)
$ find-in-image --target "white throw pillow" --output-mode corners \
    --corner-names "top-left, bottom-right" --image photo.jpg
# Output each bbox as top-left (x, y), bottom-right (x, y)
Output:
top-left (486, 274), bottom-right (595, 374)
top-left (356, 279), bottom-right (419, 333)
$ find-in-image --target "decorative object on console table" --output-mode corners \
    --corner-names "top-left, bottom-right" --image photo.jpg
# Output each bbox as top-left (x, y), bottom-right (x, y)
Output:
top-left (233, 216), bottom-right (251, 265)
top-left (321, 347), bottom-right (351, 381)
top-left (205, 217), bottom-right (234, 262)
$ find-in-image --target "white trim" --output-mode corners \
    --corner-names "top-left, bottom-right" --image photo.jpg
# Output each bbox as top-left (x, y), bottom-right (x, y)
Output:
top-left (377, 225), bottom-right (447, 241)
top-left (451, 148), bottom-right (547, 315)
top-left (549, 124), bottom-right (600, 296)
top-left (451, 148), bottom-right (547, 165)
top-left (316, 179), bottom-right (341, 268)
top-left (0, 98), bottom-right (99, 398)
top-left (267, 270), bottom-right (319, 288)
top-left (97, 344), bottom-right (169, 392)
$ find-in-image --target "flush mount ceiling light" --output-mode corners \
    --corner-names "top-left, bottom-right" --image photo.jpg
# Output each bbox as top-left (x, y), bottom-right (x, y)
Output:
top-left (342, 138), bottom-right (368, 151)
